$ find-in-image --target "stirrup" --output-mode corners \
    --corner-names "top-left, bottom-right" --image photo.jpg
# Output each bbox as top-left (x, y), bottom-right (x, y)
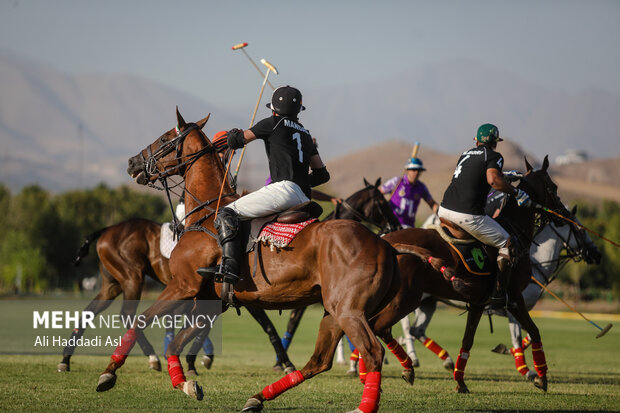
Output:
top-left (196, 265), bottom-right (241, 284)
top-left (221, 281), bottom-right (241, 315)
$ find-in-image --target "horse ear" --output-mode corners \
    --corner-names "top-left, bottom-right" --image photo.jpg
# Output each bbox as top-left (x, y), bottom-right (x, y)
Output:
top-left (524, 156), bottom-right (533, 173)
top-left (176, 106), bottom-right (187, 129)
top-left (197, 113), bottom-right (211, 130)
top-left (363, 177), bottom-right (371, 187)
top-left (571, 204), bottom-right (578, 216)
top-left (375, 177), bottom-right (381, 188)
top-left (542, 155), bottom-right (549, 172)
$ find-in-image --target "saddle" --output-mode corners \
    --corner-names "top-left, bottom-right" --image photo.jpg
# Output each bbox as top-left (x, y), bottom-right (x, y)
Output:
top-left (429, 218), bottom-right (493, 276)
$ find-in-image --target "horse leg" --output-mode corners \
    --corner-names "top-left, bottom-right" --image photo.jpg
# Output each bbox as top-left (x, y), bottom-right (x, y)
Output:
top-left (58, 271), bottom-right (121, 372)
top-left (411, 296), bottom-right (454, 371)
top-left (454, 304), bottom-right (485, 394)
top-left (241, 312), bottom-right (344, 413)
top-left (399, 315), bottom-right (418, 366)
top-left (185, 326), bottom-right (212, 375)
top-left (119, 283), bottom-right (161, 372)
top-left (378, 328), bottom-right (415, 386)
top-left (508, 293), bottom-right (548, 392)
top-left (245, 306), bottom-right (296, 374)
top-left (281, 307), bottom-right (306, 351)
top-left (165, 322), bottom-right (210, 401)
top-left (506, 312), bottom-right (537, 381)
top-left (96, 285), bottom-right (196, 392)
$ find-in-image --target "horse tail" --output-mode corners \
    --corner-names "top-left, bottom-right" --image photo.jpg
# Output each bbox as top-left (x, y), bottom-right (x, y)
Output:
top-left (73, 227), bottom-right (108, 266)
top-left (392, 243), bottom-right (455, 279)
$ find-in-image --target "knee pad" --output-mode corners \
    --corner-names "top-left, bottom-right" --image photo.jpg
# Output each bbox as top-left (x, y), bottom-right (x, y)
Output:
top-left (214, 207), bottom-right (240, 244)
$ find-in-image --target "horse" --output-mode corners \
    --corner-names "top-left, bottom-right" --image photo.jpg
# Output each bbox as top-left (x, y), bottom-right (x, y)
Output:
top-left (361, 155), bottom-right (566, 394)
top-left (100, 108), bottom-right (398, 413)
top-left (401, 206), bottom-right (601, 378)
top-left (61, 219), bottom-right (299, 375)
top-left (273, 177), bottom-right (402, 370)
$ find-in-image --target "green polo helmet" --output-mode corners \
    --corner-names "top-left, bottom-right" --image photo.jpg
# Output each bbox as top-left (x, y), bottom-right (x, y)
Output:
top-left (475, 123), bottom-right (503, 144)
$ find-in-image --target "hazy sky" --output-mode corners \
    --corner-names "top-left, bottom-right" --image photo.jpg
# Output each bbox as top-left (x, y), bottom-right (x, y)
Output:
top-left (1, 0), bottom-right (618, 109)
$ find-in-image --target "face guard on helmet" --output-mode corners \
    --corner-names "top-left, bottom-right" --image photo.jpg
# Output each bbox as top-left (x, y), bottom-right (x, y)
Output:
top-left (475, 123), bottom-right (503, 144)
top-left (405, 157), bottom-right (426, 171)
top-left (266, 86), bottom-right (306, 116)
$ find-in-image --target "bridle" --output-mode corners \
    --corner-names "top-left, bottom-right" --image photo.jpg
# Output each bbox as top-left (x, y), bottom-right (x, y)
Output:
top-left (333, 185), bottom-right (401, 235)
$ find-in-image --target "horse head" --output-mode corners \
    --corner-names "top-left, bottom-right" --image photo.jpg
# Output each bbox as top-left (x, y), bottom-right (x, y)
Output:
top-left (555, 205), bottom-right (602, 265)
top-left (127, 107), bottom-right (212, 185)
top-left (519, 155), bottom-right (564, 212)
top-left (349, 177), bottom-right (402, 234)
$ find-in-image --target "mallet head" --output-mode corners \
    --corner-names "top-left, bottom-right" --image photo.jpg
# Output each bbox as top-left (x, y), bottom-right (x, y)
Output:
top-left (261, 58), bottom-right (279, 75)
top-left (232, 42), bottom-right (248, 50)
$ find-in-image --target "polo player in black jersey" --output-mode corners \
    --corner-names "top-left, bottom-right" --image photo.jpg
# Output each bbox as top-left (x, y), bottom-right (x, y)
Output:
top-left (197, 86), bottom-right (330, 291)
top-left (437, 123), bottom-right (532, 308)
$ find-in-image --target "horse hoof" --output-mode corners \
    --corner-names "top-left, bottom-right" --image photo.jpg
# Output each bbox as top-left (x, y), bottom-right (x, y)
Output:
top-left (148, 355), bottom-right (161, 371)
top-left (443, 356), bottom-right (455, 371)
top-left (183, 380), bottom-right (204, 401)
top-left (491, 344), bottom-right (510, 355)
top-left (96, 372), bottom-right (117, 392)
top-left (411, 358), bottom-right (420, 368)
top-left (283, 365), bottom-right (296, 375)
top-left (346, 368), bottom-right (358, 377)
top-left (456, 381), bottom-right (470, 394)
top-left (272, 363), bottom-right (284, 372)
top-left (202, 355), bottom-right (213, 370)
top-left (187, 369), bottom-right (199, 377)
top-left (526, 371), bottom-right (538, 382)
top-left (57, 362), bottom-right (69, 372)
top-left (401, 369), bottom-right (415, 386)
top-left (241, 397), bottom-right (264, 412)
top-left (534, 375), bottom-right (548, 392)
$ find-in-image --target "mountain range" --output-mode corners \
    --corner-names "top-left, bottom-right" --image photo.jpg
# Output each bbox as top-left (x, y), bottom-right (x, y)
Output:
top-left (1, 49), bottom-right (618, 203)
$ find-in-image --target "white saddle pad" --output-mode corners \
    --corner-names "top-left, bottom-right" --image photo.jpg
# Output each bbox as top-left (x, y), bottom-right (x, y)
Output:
top-left (160, 222), bottom-right (178, 259)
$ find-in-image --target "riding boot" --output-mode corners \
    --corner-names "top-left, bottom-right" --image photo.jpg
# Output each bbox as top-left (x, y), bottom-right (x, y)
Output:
top-left (196, 207), bottom-right (242, 285)
top-left (489, 255), bottom-right (512, 309)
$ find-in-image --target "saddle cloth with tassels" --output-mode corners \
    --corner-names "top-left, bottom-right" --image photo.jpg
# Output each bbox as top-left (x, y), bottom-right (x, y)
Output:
top-left (257, 219), bottom-right (317, 250)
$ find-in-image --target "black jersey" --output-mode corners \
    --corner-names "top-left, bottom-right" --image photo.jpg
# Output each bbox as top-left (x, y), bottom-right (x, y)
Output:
top-left (441, 145), bottom-right (504, 215)
top-left (250, 115), bottom-right (318, 197)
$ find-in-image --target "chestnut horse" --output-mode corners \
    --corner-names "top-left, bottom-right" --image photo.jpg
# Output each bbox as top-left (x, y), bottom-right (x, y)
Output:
top-left (366, 156), bottom-right (564, 394)
top-left (61, 218), bottom-right (297, 375)
top-left (98, 109), bottom-right (398, 413)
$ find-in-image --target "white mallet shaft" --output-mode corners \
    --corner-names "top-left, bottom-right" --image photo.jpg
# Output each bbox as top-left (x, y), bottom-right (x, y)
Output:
top-left (232, 42), bottom-right (275, 90)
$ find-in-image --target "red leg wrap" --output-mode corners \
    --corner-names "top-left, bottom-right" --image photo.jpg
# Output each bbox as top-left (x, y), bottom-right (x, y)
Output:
top-left (522, 335), bottom-right (532, 350)
top-left (350, 348), bottom-right (359, 361)
top-left (423, 337), bottom-right (449, 360)
top-left (386, 339), bottom-right (413, 369)
top-left (167, 355), bottom-right (186, 388)
top-left (358, 371), bottom-right (381, 413)
top-left (358, 355), bottom-right (367, 384)
top-left (510, 347), bottom-right (530, 376)
top-left (111, 329), bottom-right (137, 365)
top-left (453, 348), bottom-right (469, 381)
top-left (531, 342), bottom-right (548, 377)
top-left (261, 370), bottom-right (305, 400)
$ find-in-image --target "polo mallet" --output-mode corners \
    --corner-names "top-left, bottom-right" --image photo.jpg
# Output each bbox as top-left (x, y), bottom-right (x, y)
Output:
top-left (233, 58), bottom-right (278, 181)
top-left (530, 276), bottom-right (612, 338)
top-left (232, 42), bottom-right (275, 90)
top-left (411, 141), bottom-right (420, 158)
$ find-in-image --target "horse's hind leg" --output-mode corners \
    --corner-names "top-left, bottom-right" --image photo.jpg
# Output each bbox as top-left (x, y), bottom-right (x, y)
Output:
top-left (58, 270), bottom-right (121, 372)
top-left (242, 312), bottom-right (344, 413)
top-left (454, 304), bottom-right (485, 394)
top-left (508, 292), bottom-right (548, 392)
top-left (245, 306), bottom-right (295, 374)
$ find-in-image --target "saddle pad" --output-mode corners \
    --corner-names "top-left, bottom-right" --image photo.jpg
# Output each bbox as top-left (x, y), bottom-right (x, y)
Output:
top-left (257, 219), bottom-right (317, 249)
top-left (447, 241), bottom-right (493, 276)
top-left (160, 222), bottom-right (178, 259)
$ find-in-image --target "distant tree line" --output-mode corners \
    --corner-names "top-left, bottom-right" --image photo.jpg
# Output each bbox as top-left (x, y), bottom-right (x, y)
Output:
top-left (0, 182), bottom-right (618, 301)
top-left (0, 183), bottom-right (170, 293)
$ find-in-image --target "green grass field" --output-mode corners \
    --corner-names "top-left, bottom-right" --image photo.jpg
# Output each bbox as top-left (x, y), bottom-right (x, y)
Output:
top-left (0, 304), bottom-right (618, 412)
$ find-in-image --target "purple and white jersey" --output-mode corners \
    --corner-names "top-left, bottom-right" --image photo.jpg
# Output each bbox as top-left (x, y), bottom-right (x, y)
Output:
top-left (381, 175), bottom-right (431, 228)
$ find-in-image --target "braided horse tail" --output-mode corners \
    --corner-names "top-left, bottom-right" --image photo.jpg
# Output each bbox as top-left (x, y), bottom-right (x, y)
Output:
top-left (73, 227), bottom-right (108, 266)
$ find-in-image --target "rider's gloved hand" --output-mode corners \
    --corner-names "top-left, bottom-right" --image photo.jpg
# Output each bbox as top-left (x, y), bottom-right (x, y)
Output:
top-left (514, 188), bottom-right (532, 207)
top-left (503, 170), bottom-right (522, 181)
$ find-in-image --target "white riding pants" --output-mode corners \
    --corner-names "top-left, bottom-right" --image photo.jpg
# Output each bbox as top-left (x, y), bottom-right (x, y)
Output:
top-left (225, 180), bottom-right (309, 220)
top-left (437, 206), bottom-right (509, 249)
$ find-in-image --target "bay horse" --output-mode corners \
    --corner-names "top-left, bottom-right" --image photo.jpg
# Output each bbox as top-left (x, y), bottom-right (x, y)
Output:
top-left (369, 156), bottom-right (565, 394)
top-left (99, 108), bottom-right (398, 413)
top-left (62, 220), bottom-right (298, 374)
top-left (402, 205), bottom-right (601, 378)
